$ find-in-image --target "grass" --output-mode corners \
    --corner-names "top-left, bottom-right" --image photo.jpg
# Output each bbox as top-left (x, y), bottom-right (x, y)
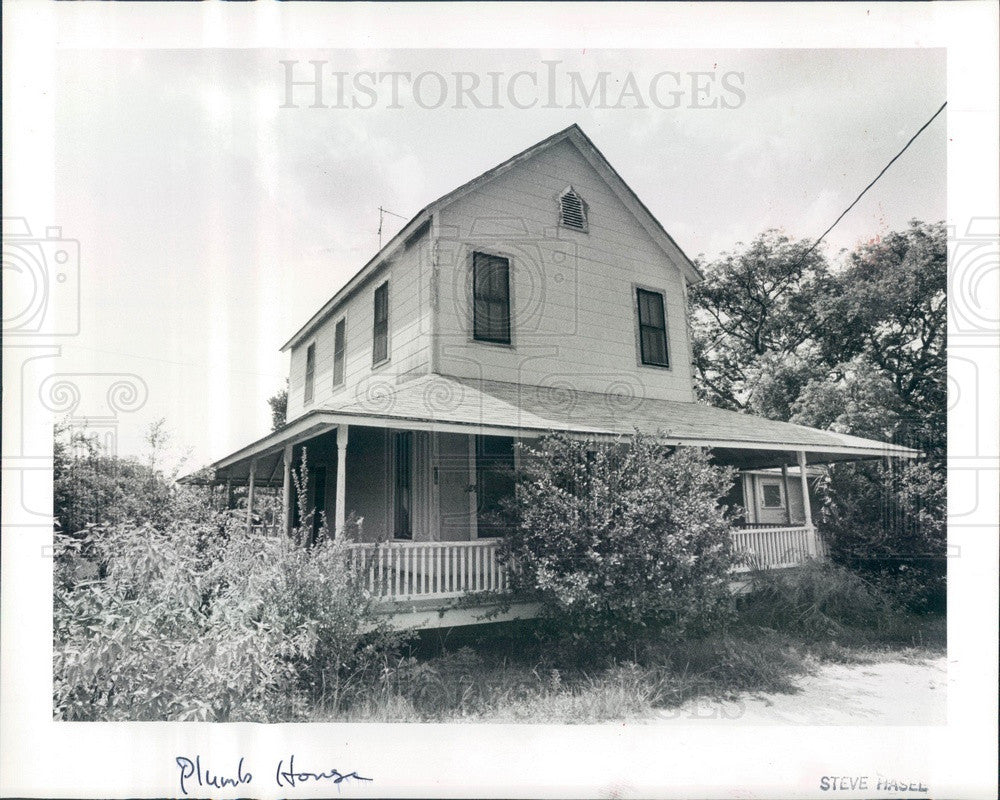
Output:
top-left (310, 620), bottom-right (944, 724)
top-left (310, 563), bottom-right (946, 724)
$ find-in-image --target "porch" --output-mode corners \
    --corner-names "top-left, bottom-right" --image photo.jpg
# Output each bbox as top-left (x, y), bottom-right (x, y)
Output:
top-left (195, 374), bottom-right (917, 626)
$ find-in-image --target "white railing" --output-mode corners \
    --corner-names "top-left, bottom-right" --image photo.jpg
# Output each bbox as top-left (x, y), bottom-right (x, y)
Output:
top-left (346, 539), bottom-right (507, 601)
top-left (730, 525), bottom-right (818, 573)
top-left (254, 526), bottom-right (821, 601)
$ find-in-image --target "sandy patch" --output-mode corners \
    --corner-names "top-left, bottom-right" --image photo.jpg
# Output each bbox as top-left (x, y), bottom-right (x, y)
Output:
top-left (654, 656), bottom-right (947, 725)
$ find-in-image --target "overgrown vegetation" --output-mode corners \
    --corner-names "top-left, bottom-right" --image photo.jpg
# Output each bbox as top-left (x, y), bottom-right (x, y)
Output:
top-left (53, 429), bottom-right (408, 722)
top-left (500, 433), bottom-right (738, 655)
top-left (690, 221), bottom-right (947, 612)
top-left (312, 563), bottom-right (944, 724)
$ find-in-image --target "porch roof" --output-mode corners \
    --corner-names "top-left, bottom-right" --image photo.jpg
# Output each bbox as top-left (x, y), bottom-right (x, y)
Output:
top-left (191, 374), bottom-right (919, 482)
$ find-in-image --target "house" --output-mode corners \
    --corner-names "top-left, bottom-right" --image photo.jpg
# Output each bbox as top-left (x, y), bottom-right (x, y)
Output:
top-left (194, 124), bottom-right (917, 628)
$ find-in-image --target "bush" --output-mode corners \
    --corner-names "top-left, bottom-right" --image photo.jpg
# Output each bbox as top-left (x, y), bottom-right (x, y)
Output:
top-left (54, 510), bottom-right (406, 722)
top-left (738, 561), bottom-right (897, 639)
top-left (500, 432), bottom-right (739, 653)
top-left (818, 460), bottom-right (946, 613)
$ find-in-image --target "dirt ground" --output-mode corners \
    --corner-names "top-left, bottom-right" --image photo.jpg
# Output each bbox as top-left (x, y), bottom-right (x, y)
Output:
top-left (655, 656), bottom-right (947, 725)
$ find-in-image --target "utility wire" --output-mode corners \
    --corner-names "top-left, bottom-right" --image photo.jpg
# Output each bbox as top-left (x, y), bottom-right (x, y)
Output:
top-left (798, 100), bottom-right (947, 263)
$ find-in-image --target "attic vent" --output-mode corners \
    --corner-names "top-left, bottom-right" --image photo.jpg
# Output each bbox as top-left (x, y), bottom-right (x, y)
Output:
top-left (558, 187), bottom-right (588, 232)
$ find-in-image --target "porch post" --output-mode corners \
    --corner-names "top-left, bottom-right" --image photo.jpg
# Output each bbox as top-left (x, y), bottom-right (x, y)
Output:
top-left (225, 477), bottom-right (234, 510)
top-left (780, 463), bottom-right (792, 525)
top-left (282, 444), bottom-right (293, 535)
top-left (335, 424), bottom-right (349, 537)
top-left (797, 450), bottom-right (817, 557)
top-left (246, 460), bottom-right (256, 528)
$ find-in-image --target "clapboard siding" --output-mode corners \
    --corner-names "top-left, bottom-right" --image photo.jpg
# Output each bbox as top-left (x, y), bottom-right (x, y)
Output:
top-left (286, 233), bottom-right (433, 422)
top-left (434, 137), bottom-right (694, 402)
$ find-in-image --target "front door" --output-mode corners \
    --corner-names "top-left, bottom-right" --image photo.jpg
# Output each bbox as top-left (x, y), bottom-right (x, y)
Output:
top-left (475, 435), bottom-right (516, 538)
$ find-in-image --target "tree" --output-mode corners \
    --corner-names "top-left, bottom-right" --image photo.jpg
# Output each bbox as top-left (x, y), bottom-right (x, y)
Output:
top-left (501, 433), bottom-right (738, 651)
top-left (817, 221), bottom-right (946, 457)
top-left (268, 380), bottom-right (288, 432)
top-left (691, 221), bottom-right (947, 612)
top-left (689, 229), bottom-right (831, 417)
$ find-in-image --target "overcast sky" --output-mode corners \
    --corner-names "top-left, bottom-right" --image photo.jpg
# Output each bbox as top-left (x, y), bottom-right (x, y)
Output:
top-left (53, 48), bottom-right (946, 468)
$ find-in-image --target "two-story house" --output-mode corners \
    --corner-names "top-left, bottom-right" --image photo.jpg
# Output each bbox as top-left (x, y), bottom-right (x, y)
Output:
top-left (197, 124), bottom-right (917, 628)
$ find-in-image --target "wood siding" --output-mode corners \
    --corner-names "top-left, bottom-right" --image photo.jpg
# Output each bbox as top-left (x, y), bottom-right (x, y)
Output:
top-left (433, 138), bottom-right (695, 402)
top-left (286, 231), bottom-right (433, 422)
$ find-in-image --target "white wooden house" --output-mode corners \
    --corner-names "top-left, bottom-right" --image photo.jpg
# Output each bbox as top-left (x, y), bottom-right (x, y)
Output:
top-left (194, 125), bottom-right (917, 628)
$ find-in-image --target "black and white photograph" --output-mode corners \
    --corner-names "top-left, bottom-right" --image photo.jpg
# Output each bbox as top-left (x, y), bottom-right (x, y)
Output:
top-left (2, 3), bottom-right (998, 798)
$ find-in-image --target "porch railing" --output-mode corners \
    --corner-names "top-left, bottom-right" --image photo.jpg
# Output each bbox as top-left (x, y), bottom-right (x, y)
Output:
top-left (252, 525), bottom-right (823, 600)
top-left (730, 525), bottom-right (818, 573)
top-left (346, 539), bottom-right (507, 601)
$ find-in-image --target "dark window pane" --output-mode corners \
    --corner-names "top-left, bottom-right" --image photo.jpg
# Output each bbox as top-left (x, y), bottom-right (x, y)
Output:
top-left (473, 252), bottom-right (511, 343)
top-left (373, 282), bottom-right (389, 364)
top-left (476, 435), bottom-right (515, 537)
top-left (637, 288), bottom-right (669, 367)
top-left (394, 431), bottom-right (412, 539)
top-left (304, 343), bottom-right (315, 403)
top-left (762, 483), bottom-right (783, 508)
top-left (333, 319), bottom-right (346, 387)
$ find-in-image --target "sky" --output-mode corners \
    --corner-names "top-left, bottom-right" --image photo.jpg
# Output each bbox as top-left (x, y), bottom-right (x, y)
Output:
top-left (52, 48), bottom-right (946, 468)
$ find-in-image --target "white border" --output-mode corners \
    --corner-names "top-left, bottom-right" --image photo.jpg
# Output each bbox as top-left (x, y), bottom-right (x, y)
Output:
top-left (3, 2), bottom-right (998, 798)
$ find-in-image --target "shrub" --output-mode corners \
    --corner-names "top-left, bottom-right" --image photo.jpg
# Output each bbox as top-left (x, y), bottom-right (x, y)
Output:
top-left (738, 561), bottom-right (897, 639)
top-left (500, 432), bottom-right (739, 653)
top-left (53, 510), bottom-right (406, 722)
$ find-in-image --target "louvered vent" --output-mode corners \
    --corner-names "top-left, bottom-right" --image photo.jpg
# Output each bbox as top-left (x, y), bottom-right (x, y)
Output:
top-left (559, 187), bottom-right (587, 232)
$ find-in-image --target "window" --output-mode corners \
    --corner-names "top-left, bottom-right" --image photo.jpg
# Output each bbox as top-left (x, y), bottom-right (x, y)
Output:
top-left (304, 343), bottom-right (316, 403)
top-left (393, 431), bottom-right (412, 539)
top-left (473, 252), bottom-right (511, 344)
top-left (311, 465), bottom-right (327, 544)
top-left (332, 318), bottom-right (346, 388)
top-left (636, 288), bottom-right (669, 367)
top-left (475, 435), bottom-right (516, 537)
top-left (558, 186), bottom-right (587, 232)
top-left (761, 481), bottom-right (784, 509)
top-left (372, 281), bottom-right (389, 364)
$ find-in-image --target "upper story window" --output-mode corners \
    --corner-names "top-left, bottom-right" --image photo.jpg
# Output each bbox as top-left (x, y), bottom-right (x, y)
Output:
top-left (636, 287), bottom-right (670, 368)
top-left (304, 342), bottom-right (316, 403)
top-left (558, 186), bottom-right (588, 232)
top-left (473, 252), bottom-right (511, 344)
top-left (332, 317), bottom-right (346, 388)
top-left (372, 281), bottom-right (389, 365)
top-left (761, 481), bottom-right (784, 509)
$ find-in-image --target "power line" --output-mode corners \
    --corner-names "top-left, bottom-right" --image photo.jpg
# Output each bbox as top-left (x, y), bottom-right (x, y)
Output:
top-left (799, 100), bottom-right (947, 263)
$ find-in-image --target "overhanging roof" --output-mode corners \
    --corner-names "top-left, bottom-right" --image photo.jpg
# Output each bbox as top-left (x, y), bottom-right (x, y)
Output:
top-left (194, 374), bottom-right (920, 480)
top-left (280, 123), bottom-right (702, 353)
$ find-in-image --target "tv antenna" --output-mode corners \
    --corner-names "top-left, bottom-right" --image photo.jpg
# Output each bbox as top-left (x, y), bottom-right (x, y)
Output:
top-left (378, 206), bottom-right (408, 249)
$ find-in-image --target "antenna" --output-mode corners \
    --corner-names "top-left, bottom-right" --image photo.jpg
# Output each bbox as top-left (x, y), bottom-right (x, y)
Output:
top-left (377, 206), bottom-right (408, 249)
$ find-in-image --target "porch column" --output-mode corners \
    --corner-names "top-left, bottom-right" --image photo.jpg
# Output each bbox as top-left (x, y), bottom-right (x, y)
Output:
top-left (245, 460), bottom-right (256, 528)
top-left (225, 477), bottom-right (234, 510)
top-left (780, 463), bottom-right (792, 525)
top-left (797, 450), bottom-right (817, 557)
top-left (335, 424), bottom-right (349, 537)
top-left (281, 444), bottom-right (293, 535)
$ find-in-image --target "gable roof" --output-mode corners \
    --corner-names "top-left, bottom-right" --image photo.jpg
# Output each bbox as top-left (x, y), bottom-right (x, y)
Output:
top-left (280, 123), bottom-right (701, 352)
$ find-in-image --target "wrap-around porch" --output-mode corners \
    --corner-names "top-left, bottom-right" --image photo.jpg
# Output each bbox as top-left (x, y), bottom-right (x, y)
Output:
top-left (203, 375), bottom-right (917, 617)
top-left (221, 423), bottom-right (824, 605)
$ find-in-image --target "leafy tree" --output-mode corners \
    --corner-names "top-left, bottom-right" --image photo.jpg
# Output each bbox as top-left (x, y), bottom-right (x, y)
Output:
top-left (268, 380), bottom-right (289, 432)
top-left (501, 433), bottom-right (738, 652)
top-left (691, 221), bottom-right (947, 612)
top-left (689, 229), bottom-right (831, 416)
top-left (817, 221), bottom-right (947, 456)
